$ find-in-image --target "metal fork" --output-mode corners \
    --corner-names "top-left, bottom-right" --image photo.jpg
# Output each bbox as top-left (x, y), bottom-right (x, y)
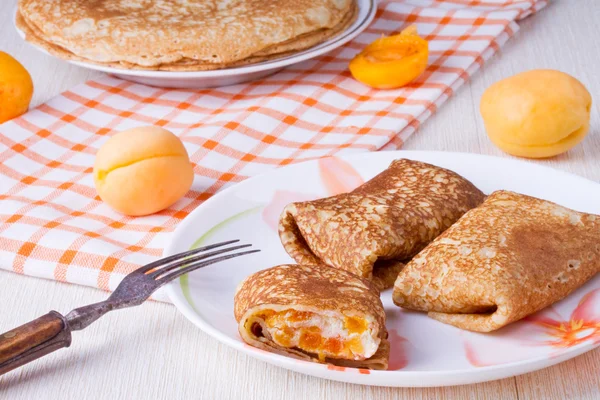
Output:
top-left (0, 240), bottom-right (258, 376)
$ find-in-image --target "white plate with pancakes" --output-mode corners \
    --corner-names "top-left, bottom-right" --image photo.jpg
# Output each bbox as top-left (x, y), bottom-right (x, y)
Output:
top-left (165, 151), bottom-right (600, 387)
top-left (15, 0), bottom-right (376, 88)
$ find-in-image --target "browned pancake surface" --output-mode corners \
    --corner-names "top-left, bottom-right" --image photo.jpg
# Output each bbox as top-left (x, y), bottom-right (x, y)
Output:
top-left (17, 0), bottom-right (355, 70)
top-left (279, 159), bottom-right (485, 290)
top-left (393, 190), bottom-right (600, 332)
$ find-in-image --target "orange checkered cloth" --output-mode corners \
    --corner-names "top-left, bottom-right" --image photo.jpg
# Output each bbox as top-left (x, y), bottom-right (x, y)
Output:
top-left (0, 0), bottom-right (546, 301)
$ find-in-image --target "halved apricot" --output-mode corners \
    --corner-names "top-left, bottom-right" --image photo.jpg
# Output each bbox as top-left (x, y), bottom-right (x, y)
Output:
top-left (349, 25), bottom-right (429, 89)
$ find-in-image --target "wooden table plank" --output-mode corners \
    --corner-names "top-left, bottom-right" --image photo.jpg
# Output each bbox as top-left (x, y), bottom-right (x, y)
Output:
top-left (515, 349), bottom-right (600, 400)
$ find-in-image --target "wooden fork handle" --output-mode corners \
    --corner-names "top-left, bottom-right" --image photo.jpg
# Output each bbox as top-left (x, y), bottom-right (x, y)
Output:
top-left (0, 311), bottom-right (71, 375)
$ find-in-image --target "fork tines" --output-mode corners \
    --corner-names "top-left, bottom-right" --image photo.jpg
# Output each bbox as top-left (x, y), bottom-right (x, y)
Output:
top-left (141, 240), bottom-right (259, 283)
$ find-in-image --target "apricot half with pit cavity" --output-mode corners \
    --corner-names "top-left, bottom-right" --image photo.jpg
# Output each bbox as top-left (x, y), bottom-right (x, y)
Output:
top-left (93, 126), bottom-right (194, 216)
top-left (349, 25), bottom-right (428, 89)
top-left (480, 69), bottom-right (592, 158)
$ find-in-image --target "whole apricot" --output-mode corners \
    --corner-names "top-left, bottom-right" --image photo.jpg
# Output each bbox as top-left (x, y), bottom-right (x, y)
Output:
top-left (94, 126), bottom-right (194, 216)
top-left (480, 70), bottom-right (591, 158)
top-left (0, 51), bottom-right (33, 123)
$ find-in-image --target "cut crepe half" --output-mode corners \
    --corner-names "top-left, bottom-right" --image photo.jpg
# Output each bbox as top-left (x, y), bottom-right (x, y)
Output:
top-left (393, 190), bottom-right (600, 332)
top-left (234, 264), bottom-right (389, 370)
top-left (279, 159), bottom-right (485, 291)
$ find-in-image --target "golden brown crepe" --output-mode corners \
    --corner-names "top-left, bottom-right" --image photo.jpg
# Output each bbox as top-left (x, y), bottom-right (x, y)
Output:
top-left (234, 264), bottom-right (389, 370)
top-left (279, 159), bottom-right (485, 291)
top-left (17, 0), bottom-right (356, 71)
top-left (393, 190), bottom-right (600, 332)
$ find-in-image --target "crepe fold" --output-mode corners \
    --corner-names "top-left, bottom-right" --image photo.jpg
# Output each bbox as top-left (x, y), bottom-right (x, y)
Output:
top-left (393, 190), bottom-right (600, 332)
top-left (278, 159), bottom-right (485, 291)
top-left (17, 0), bottom-right (356, 71)
top-left (234, 264), bottom-right (389, 370)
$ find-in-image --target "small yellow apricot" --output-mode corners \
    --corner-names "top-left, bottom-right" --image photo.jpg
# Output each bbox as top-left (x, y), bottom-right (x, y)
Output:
top-left (93, 126), bottom-right (194, 216)
top-left (0, 51), bottom-right (33, 123)
top-left (480, 70), bottom-right (592, 158)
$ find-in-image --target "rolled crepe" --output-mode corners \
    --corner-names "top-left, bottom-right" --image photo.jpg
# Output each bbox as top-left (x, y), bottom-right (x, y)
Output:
top-left (234, 264), bottom-right (389, 370)
top-left (393, 190), bottom-right (600, 332)
top-left (279, 159), bottom-right (485, 290)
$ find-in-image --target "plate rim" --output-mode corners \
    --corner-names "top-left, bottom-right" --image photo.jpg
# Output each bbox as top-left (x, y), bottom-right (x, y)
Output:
top-left (165, 150), bottom-right (600, 387)
top-left (14, 0), bottom-right (377, 79)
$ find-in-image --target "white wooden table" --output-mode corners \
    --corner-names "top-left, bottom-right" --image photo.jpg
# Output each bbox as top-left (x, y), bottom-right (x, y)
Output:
top-left (1, 1), bottom-right (599, 399)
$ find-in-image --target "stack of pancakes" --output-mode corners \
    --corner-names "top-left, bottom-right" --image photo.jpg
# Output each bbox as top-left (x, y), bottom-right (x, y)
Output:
top-left (16, 0), bottom-right (357, 71)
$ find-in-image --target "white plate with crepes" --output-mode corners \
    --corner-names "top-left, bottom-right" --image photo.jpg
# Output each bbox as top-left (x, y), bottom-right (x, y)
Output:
top-left (14, 0), bottom-right (376, 89)
top-left (165, 151), bottom-right (600, 387)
